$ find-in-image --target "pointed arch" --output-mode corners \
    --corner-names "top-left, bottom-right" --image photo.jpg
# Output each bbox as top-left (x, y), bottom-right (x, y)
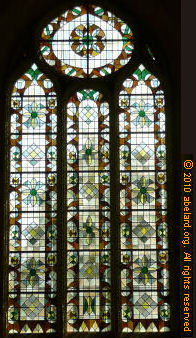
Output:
top-left (8, 64), bottom-right (57, 334)
top-left (3, 1), bottom-right (180, 337)
top-left (119, 64), bottom-right (169, 332)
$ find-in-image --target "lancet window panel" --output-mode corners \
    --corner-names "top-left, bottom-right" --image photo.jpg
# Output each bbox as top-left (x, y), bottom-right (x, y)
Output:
top-left (7, 61), bottom-right (171, 335)
top-left (8, 64), bottom-right (57, 334)
top-left (66, 90), bottom-right (111, 332)
top-left (119, 65), bottom-right (170, 333)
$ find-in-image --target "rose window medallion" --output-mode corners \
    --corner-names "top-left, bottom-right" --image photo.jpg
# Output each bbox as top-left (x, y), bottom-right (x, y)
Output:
top-left (40, 5), bottom-right (134, 77)
top-left (71, 24), bottom-right (105, 57)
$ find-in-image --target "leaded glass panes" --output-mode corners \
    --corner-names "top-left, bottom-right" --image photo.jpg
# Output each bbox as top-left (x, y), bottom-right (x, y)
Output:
top-left (66, 90), bottom-right (111, 331)
top-left (8, 64), bottom-right (57, 334)
top-left (119, 65), bottom-right (170, 332)
top-left (7, 3), bottom-right (173, 335)
top-left (40, 5), bottom-right (134, 78)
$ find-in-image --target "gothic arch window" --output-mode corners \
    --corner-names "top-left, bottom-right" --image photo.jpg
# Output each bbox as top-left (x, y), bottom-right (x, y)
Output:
top-left (4, 2), bottom-right (180, 337)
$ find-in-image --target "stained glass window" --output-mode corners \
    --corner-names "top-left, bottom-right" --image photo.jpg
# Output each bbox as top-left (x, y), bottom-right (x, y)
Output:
top-left (119, 65), bottom-right (169, 332)
top-left (40, 5), bottom-right (134, 78)
top-left (66, 90), bottom-right (111, 332)
top-left (6, 3), bottom-right (172, 336)
top-left (8, 64), bottom-right (57, 334)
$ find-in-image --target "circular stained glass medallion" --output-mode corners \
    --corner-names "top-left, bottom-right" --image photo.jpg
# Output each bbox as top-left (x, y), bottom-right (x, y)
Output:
top-left (40, 5), bottom-right (134, 78)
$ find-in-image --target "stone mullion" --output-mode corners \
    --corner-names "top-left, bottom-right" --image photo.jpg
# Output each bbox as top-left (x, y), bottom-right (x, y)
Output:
top-left (56, 92), bottom-right (65, 336)
top-left (110, 86), bottom-right (120, 336)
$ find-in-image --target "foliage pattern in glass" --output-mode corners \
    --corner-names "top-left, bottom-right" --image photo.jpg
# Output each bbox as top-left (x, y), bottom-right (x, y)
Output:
top-left (40, 5), bottom-right (134, 78)
top-left (8, 64), bottom-right (57, 334)
top-left (66, 90), bottom-right (111, 331)
top-left (119, 65), bottom-right (170, 332)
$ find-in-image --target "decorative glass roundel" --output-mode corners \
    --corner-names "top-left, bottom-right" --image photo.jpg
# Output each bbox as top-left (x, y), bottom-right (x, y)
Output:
top-left (40, 5), bottom-right (134, 78)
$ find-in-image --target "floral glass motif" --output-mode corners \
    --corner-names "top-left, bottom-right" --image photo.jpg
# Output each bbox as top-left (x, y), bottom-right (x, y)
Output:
top-left (119, 65), bottom-right (170, 332)
top-left (66, 90), bottom-right (111, 331)
top-left (8, 64), bottom-right (57, 334)
top-left (40, 5), bottom-right (134, 78)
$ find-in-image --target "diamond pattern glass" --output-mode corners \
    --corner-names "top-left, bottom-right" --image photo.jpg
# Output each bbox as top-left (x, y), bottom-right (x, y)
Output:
top-left (119, 65), bottom-right (170, 332)
top-left (66, 90), bottom-right (111, 332)
top-left (8, 64), bottom-right (57, 334)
